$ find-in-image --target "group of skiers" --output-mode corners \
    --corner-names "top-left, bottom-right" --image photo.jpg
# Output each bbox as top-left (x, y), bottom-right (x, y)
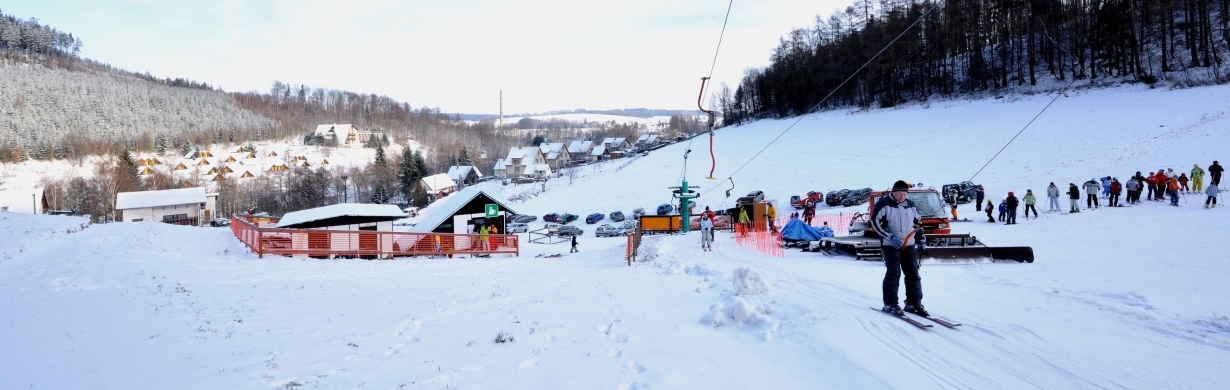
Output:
top-left (1050, 161), bottom-right (1223, 212)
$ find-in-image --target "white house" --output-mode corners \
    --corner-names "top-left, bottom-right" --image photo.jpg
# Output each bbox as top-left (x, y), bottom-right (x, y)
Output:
top-left (589, 145), bottom-right (608, 162)
top-left (500, 146), bottom-right (547, 177)
top-left (0, 188), bottom-right (47, 214)
top-left (115, 187), bottom-right (217, 225)
top-left (538, 143), bottom-right (571, 170)
top-left (315, 124), bottom-right (378, 148)
top-left (635, 134), bottom-right (660, 149)
top-left (447, 165), bottom-right (483, 186)
top-left (601, 137), bottom-right (633, 153)
top-left (276, 203), bottom-right (406, 231)
top-left (421, 173), bottom-right (458, 199)
top-left (567, 140), bottom-right (594, 163)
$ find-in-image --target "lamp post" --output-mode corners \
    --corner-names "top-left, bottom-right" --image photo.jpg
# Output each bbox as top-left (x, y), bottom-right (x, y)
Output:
top-left (32, 193), bottom-right (36, 214)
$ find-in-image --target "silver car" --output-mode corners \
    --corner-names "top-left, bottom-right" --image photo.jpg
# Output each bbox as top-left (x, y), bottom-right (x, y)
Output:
top-left (595, 224), bottom-right (620, 237)
top-left (506, 223), bottom-right (529, 233)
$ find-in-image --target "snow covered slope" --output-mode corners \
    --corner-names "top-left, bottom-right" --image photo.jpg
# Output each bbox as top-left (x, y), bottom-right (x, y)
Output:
top-left (3, 84), bottom-right (1230, 389)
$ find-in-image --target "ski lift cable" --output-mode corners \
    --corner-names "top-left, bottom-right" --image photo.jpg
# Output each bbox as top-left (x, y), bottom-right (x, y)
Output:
top-left (968, 18), bottom-right (1083, 182)
top-left (682, 0), bottom-right (735, 183)
top-left (697, 1), bottom-right (938, 199)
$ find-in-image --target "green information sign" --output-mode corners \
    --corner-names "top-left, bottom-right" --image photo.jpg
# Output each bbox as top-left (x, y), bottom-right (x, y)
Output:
top-left (484, 204), bottom-right (499, 218)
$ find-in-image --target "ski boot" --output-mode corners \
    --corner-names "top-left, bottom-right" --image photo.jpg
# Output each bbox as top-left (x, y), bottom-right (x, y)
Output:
top-left (904, 303), bottom-right (929, 317)
top-left (881, 304), bottom-right (904, 315)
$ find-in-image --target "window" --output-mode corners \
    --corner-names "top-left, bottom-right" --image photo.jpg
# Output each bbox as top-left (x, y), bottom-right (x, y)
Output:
top-left (132, 219), bottom-right (143, 222)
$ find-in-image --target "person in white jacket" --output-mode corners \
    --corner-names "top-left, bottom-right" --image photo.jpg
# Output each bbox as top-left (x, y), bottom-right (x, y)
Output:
top-left (1046, 182), bottom-right (1060, 212)
top-left (699, 213), bottom-right (714, 250)
top-left (1083, 179), bottom-right (1101, 209)
top-left (1206, 183), bottom-right (1221, 208)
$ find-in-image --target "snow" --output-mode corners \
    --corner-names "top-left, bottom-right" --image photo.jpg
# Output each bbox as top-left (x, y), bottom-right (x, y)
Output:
top-left (420, 173), bottom-right (457, 194)
top-left (408, 187), bottom-right (516, 233)
top-left (115, 187), bottom-right (207, 210)
top-left (3, 84), bottom-right (1230, 388)
top-left (0, 188), bottom-right (44, 213)
top-left (275, 203), bottom-right (407, 228)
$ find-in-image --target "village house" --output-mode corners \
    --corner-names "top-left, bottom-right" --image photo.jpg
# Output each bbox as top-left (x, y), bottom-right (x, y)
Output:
top-left (314, 124), bottom-right (379, 148)
top-left (635, 134), bottom-right (660, 149)
top-left (0, 188), bottom-right (47, 214)
top-left (421, 173), bottom-right (457, 201)
top-left (115, 187), bottom-right (217, 226)
top-left (447, 165), bottom-right (483, 187)
top-left (496, 146), bottom-right (550, 178)
top-left (567, 140), bottom-right (594, 164)
top-left (538, 142), bottom-right (571, 170)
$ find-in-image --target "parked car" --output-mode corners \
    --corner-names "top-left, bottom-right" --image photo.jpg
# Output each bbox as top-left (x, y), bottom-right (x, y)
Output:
top-left (543, 213), bottom-right (561, 223)
top-left (585, 213), bottom-right (605, 224)
top-left (632, 208), bottom-right (646, 219)
top-left (561, 213), bottom-right (579, 224)
top-left (941, 181), bottom-right (980, 204)
top-left (209, 218), bottom-right (231, 227)
top-left (826, 189), bottom-right (851, 206)
top-left (790, 195), bottom-right (804, 209)
top-left (506, 223), bottom-right (529, 233)
top-left (656, 203), bottom-right (674, 215)
top-left (738, 190), bottom-right (765, 207)
top-left (512, 214), bottom-right (537, 224)
top-left (557, 225), bottom-right (584, 237)
top-left (616, 221), bottom-right (638, 235)
top-left (610, 211), bottom-right (625, 222)
top-left (595, 224), bottom-right (620, 237)
top-left (841, 188), bottom-right (873, 207)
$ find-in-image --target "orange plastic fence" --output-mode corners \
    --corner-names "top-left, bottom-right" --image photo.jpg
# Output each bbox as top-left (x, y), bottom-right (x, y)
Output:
top-left (230, 215), bottom-right (518, 259)
top-left (808, 212), bottom-right (856, 235)
top-left (732, 221), bottom-right (784, 257)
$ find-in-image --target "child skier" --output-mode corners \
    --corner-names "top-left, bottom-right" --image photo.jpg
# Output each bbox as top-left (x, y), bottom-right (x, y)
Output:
top-left (985, 200), bottom-right (995, 222)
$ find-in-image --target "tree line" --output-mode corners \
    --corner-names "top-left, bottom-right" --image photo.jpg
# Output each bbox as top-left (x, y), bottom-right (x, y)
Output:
top-left (717, 0), bottom-right (1229, 124)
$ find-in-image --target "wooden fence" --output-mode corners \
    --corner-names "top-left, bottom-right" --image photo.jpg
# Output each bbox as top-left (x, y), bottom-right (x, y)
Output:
top-left (230, 215), bottom-right (519, 259)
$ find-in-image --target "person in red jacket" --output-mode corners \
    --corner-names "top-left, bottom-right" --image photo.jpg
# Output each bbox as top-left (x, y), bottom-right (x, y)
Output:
top-left (1179, 173), bottom-right (1190, 192)
top-left (1144, 173), bottom-right (1157, 200)
top-left (1109, 178), bottom-right (1122, 207)
top-left (1167, 177), bottom-right (1181, 206)
top-left (1153, 171), bottom-right (1168, 201)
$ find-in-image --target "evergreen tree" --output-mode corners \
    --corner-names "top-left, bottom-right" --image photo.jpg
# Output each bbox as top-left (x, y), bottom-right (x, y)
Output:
top-left (154, 134), bottom-right (167, 155)
top-left (458, 147), bottom-right (471, 166)
top-left (398, 147), bottom-right (417, 201)
top-left (178, 140), bottom-right (191, 156)
top-left (120, 148), bottom-right (141, 188)
top-left (374, 143), bottom-right (387, 166)
top-left (414, 150), bottom-right (429, 176)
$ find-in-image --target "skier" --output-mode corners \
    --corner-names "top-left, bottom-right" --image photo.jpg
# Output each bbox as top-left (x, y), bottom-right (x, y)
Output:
top-left (1100, 176), bottom-right (1111, 197)
top-left (985, 200), bottom-right (995, 222)
top-left (997, 201), bottom-right (1007, 221)
top-left (1109, 178), bottom-right (1122, 207)
top-left (570, 234), bottom-right (579, 253)
top-left (1178, 172), bottom-right (1189, 193)
top-left (1167, 176), bottom-right (1181, 206)
top-left (700, 211), bottom-right (714, 251)
top-left (1083, 179), bottom-right (1101, 209)
top-left (947, 188), bottom-right (959, 219)
top-left (702, 206), bottom-right (717, 242)
top-left (1192, 164), bottom-right (1206, 193)
top-left (1005, 192), bottom-right (1019, 224)
top-left (1067, 183), bottom-right (1082, 213)
top-left (1046, 182), bottom-right (1060, 212)
top-left (1023, 189), bottom-right (1037, 218)
top-left (1210, 161), bottom-right (1224, 186)
top-left (802, 201), bottom-right (815, 225)
top-left (976, 185), bottom-right (985, 211)
top-left (1153, 170), bottom-right (1168, 200)
top-left (1126, 177), bottom-right (1140, 204)
top-left (1205, 183), bottom-right (1221, 208)
top-left (873, 180), bottom-right (926, 316)
top-left (737, 206), bottom-right (750, 236)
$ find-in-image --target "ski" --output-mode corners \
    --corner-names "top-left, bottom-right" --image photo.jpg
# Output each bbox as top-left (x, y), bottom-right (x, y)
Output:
top-left (917, 314), bottom-right (962, 328)
top-left (870, 307), bottom-right (932, 329)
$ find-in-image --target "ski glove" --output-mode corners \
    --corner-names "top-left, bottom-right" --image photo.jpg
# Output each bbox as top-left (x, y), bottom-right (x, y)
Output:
top-left (886, 235), bottom-right (903, 249)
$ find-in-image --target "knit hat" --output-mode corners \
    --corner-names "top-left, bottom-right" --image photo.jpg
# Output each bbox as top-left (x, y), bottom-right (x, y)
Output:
top-left (892, 180), bottom-right (909, 192)
top-left (1008, 191), bottom-right (1014, 196)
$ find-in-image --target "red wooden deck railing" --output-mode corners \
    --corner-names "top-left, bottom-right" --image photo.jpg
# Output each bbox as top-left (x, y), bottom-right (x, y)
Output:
top-left (230, 215), bottom-right (519, 259)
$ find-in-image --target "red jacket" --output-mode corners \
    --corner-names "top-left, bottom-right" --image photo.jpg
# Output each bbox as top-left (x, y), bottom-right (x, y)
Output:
top-left (1110, 181), bottom-right (1121, 194)
top-left (1167, 178), bottom-right (1179, 191)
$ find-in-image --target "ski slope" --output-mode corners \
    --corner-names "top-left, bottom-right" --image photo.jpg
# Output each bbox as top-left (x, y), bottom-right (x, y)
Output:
top-left (3, 84), bottom-right (1230, 389)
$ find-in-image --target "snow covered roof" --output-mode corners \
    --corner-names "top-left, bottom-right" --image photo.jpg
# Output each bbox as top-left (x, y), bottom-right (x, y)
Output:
top-left (409, 187), bottom-right (518, 233)
top-left (567, 140), bottom-right (592, 154)
top-left (539, 143), bottom-right (565, 160)
top-left (447, 166), bottom-right (483, 181)
top-left (521, 163), bottom-right (551, 176)
top-left (591, 145), bottom-right (607, 156)
top-left (636, 134), bottom-right (659, 144)
top-left (116, 187), bottom-right (206, 210)
top-left (421, 173), bottom-right (457, 193)
top-left (0, 188), bottom-right (45, 214)
top-left (276, 203), bottom-right (406, 229)
top-left (314, 124), bottom-right (357, 138)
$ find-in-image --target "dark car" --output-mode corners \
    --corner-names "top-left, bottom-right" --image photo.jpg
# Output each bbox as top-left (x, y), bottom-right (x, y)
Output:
top-left (543, 213), bottom-right (561, 223)
top-left (557, 225), bottom-right (583, 237)
top-left (738, 190), bottom-right (765, 207)
top-left (585, 213), bottom-right (605, 224)
top-left (656, 203), bottom-right (674, 215)
top-left (941, 181), bottom-right (980, 204)
top-left (561, 213), bottom-right (579, 224)
top-left (826, 189), bottom-right (851, 206)
top-left (512, 214), bottom-right (537, 224)
top-left (610, 211), bottom-right (625, 222)
top-left (841, 188), bottom-right (873, 207)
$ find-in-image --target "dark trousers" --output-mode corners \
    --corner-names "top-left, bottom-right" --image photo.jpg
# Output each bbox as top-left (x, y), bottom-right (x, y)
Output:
top-left (1146, 186), bottom-right (1155, 199)
top-left (1109, 193), bottom-right (1120, 206)
top-left (986, 210), bottom-right (994, 222)
top-left (1213, 173), bottom-right (1222, 186)
top-left (976, 199), bottom-right (983, 211)
top-left (1087, 194), bottom-right (1099, 208)
top-left (1169, 190), bottom-right (1179, 205)
top-left (882, 246), bottom-right (922, 306)
top-left (1006, 208), bottom-right (1017, 224)
top-left (1024, 204), bottom-right (1037, 217)
top-left (1207, 196), bottom-right (1218, 206)
top-left (1156, 184), bottom-right (1167, 199)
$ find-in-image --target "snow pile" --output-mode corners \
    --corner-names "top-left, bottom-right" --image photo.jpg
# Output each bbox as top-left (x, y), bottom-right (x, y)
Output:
top-left (0, 213), bottom-right (89, 262)
top-left (731, 267), bottom-right (769, 295)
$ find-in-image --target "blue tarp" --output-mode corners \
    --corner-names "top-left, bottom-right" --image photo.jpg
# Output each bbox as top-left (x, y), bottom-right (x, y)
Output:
top-left (780, 218), bottom-right (833, 242)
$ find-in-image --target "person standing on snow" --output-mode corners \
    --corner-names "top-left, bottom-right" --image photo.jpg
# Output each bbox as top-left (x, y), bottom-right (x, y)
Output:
top-left (947, 188), bottom-right (960, 219)
top-left (1179, 172), bottom-right (1190, 193)
top-left (873, 180), bottom-right (927, 317)
top-left (1100, 176), bottom-right (1111, 197)
top-left (1125, 177), bottom-right (1139, 204)
top-left (1205, 183), bottom-right (1221, 208)
top-left (700, 211), bottom-right (714, 251)
top-left (1192, 164), bottom-right (1206, 193)
top-left (1047, 182), bottom-right (1061, 212)
top-left (1109, 178), bottom-right (1122, 207)
top-left (1023, 190), bottom-right (1038, 218)
top-left (984, 200), bottom-right (995, 222)
top-left (1083, 179), bottom-right (1101, 209)
top-left (1210, 161), bottom-right (1224, 186)
top-left (765, 202), bottom-right (779, 233)
top-left (570, 234), bottom-right (579, 253)
top-left (1005, 192), bottom-right (1020, 224)
top-left (737, 206), bottom-right (750, 235)
top-left (1154, 170), bottom-right (1168, 200)
top-left (1067, 183), bottom-right (1082, 213)
top-left (1167, 176), bottom-right (1181, 206)
top-left (997, 201), bottom-right (1007, 221)
top-left (976, 185), bottom-right (986, 211)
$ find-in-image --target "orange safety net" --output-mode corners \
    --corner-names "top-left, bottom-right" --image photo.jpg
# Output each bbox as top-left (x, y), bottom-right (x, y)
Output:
top-left (732, 220), bottom-right (784, 257)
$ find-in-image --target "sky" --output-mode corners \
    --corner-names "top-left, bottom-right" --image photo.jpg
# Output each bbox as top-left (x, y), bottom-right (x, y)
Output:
top-left (4, 0), bottom-right (851, 114)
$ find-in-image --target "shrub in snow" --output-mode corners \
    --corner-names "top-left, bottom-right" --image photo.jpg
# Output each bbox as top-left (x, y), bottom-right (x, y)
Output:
top-left (495, 331), bottom-right (515, 343)
top-left (731, 267), bottom-right (769, 295)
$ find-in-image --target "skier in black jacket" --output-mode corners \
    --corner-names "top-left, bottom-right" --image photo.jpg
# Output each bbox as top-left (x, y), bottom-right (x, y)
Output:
top-left (1004, 192), bottom-right (1019, 224)
top-left (1211, 161), bottom-right (1224, 186)
top-left (1067, 183), bottom-right (1082, 213)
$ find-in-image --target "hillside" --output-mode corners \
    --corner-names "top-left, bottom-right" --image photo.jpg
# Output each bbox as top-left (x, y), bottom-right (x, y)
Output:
top-left (2, 83), bottom-right (1229, 389)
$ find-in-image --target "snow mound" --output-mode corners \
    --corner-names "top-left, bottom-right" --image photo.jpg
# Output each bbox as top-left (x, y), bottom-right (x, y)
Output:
top-left (731, 267), bottom-right (768, 295)
top-left (699, 296), bottom-right (779, 340)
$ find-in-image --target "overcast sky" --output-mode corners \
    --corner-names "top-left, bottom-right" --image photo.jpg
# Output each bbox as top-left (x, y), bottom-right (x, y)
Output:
top-left (6, 0), bottom-right (850, 114)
